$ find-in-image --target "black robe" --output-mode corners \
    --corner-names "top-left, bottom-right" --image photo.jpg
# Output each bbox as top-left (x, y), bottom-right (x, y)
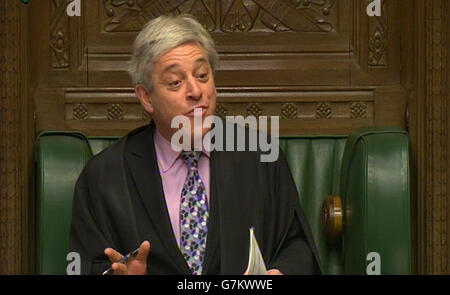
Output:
top-left (70, 122), bottom-right (321, 275)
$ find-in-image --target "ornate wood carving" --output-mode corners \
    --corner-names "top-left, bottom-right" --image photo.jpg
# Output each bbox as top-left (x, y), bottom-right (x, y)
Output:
top-left (50, 0), bottom-right (70, 69)
top-left (23, 0), bottom-right (450, 274)
top-left (107, 103), bottom-right (125, 120)
top-left (216, 102), bottom-right (228, 119)
top-left (64, 88), bottom-right (374, 132)
top-left (281, 103), bottom-right (298, 120)
top-left (101, 0), bottom-right (338, 33)
top-left (246, 102), bottom-right (263, 117)
top-left (367, 0), bottom-right (388, 67)
top-left (316, 102), bottom-right (332, 119)
top-left (349, 102), bottom-right (367, 119)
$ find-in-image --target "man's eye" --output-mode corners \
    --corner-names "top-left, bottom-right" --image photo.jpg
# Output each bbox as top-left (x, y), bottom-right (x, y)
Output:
top-left (169, 80), bottom-right (181, 88)
top-left (198, 73), bottom-right (209, 81)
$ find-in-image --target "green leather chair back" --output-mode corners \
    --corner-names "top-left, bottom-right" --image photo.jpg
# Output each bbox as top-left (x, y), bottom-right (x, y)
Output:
top-left (36, 132), bottom-right (93, 275)
top-left (35, 127), bottom-right (411, 275)
top-left (280, 136), bottom-right (347, 274)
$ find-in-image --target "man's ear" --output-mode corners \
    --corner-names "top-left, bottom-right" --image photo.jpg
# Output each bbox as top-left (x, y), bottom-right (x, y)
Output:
top-left (135, 84), bottom-right (154, 114)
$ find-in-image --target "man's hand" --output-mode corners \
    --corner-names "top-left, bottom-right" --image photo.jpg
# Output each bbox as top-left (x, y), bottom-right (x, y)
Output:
top-left (243, 268), bottom-right (284, 275)
top-left (104, 241), bottom-right (150, 275)
top-left (267, 269), bottom-right (283, 275)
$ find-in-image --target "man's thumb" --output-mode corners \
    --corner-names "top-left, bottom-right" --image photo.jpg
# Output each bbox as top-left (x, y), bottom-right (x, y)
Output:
top-left (136, 241), bottom-right (151, 261)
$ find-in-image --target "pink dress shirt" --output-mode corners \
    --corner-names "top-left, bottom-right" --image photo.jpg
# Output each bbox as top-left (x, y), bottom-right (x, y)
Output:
top-left (153, 128), bottom-right (210, 246)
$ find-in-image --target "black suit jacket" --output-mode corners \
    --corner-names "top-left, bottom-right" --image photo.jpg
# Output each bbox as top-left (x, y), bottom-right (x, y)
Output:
top-left (70, 122), bottom-right (321, 275)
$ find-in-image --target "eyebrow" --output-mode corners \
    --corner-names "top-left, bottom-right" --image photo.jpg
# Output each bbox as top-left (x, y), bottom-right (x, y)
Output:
top-left (161, 58), bottom-right (209, 75)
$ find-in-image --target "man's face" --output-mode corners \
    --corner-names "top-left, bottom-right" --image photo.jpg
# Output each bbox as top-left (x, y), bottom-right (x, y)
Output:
top-left (137, 42), bottom-right (217, 142)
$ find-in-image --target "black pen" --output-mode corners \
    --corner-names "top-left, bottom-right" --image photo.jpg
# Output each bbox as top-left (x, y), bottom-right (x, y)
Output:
top-left (102, 247), bottom-right (141, 275)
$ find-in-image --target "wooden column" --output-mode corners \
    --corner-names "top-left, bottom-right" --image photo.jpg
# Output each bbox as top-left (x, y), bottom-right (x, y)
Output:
top-left (414, 0), bottom-right (450, 274)
top-left (0, 0), bottom-right (33, 274)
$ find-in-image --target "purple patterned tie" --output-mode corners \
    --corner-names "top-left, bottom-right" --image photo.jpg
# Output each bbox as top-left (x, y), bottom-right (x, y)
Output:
top-left (179, 151), bottom-right (209, 275)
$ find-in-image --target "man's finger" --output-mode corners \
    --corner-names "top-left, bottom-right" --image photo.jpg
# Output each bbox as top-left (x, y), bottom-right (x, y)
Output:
top-left (135, 241), bottom-right (151, 261)
top-left (112, 262), bottom-right (127, 275)
top-left (267, 269), bottom-right (283, 275)
top-left (104, 248), bottom-right (124, 263)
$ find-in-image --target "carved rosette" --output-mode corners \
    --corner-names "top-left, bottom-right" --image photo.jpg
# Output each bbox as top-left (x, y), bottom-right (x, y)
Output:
top-left (215, 103), bottom-right (228, 119)
top-left (281, 103), bottom-right (298, 120)
top-left (349, 102), bottom-right (367, 119)
top-left (246, 102), bottom-right (262, 117)
top-left (107, 103), bottom-right (124, 120)
top-left (316, 102), bottom-right (332, 119)
top-left (73, 103), bottom-right (88, 120)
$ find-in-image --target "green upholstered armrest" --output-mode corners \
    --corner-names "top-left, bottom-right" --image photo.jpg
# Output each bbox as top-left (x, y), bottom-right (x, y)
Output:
top-left (340, 127), bottom-right (411, 274)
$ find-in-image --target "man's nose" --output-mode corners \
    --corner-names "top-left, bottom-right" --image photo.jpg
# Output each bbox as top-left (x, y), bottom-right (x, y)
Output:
top-left (186, 76), bottom-right (202, 100)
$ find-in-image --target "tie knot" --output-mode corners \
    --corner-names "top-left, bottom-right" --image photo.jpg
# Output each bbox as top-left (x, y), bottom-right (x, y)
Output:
top-left (180, 151), bottom-right (201, 169)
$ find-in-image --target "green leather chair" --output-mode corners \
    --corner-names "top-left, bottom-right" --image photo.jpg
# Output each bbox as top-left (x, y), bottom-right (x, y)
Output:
top-left (35, 127), bottom-right (412, 275)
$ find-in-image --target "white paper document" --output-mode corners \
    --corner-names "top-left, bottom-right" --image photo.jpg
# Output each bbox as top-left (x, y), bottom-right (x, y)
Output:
top-left (245, 227), bottom-right (267, 275)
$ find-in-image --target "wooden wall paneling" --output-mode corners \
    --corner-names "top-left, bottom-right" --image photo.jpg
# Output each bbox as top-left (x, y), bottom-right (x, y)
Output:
top-left (422, 0), bottom-right (448, 275)
top-left (413, 0), bottom-right (449, 274)
top-left (29, 0), bottom-right (87, 88)
top-left (34, 88), bottom-right (68, 132)
top-left (17, 0), bottom-right (450, 274)
top-left (399, 0), bottom-right (417, 274)
top-left (85, 0), bottom-right (353, 88)
top-left (351, 0), bottom-right (401, 86)
top-left (59, 86), bottom-right (374, 136)
top-left (0, 0), bottom-right (34, 274)
top-left (33, 0), bottom-right (410, 138)
top-left (373, 85), bottom-right (407, 128)
top-left (447, 0), bottom-right (450, 274)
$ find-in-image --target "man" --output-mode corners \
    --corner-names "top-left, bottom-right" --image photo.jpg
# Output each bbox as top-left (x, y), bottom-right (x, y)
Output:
top-left (70, 14), bottom-right (321, 275)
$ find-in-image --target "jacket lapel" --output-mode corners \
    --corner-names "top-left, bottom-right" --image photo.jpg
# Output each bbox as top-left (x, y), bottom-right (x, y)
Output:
top-left (124, 122), bottom-right (190, 274)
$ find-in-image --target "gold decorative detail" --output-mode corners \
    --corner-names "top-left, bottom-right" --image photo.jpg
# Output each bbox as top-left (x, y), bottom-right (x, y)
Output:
top-left (107, 103), bottom-right (124, 120)
top-left (73, 103), bottom-right (88, 120)
top-left (246, 102), bottom-right (262, 117)
top-left (349, 102), bottom-right (367, 118)
top-left (281, 103), bottom-right (297, 120)
top-left (316, 102), bottom-right (332, 119)
top-left (215, 103), bottom-right (228, 119)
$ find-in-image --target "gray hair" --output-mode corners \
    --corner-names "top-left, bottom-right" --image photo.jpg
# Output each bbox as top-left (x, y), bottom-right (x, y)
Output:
top-left (128, 14), bottom-right (219, 90)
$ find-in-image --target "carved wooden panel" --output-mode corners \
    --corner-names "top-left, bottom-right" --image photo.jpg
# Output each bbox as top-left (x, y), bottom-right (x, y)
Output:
top-left (86, 0), bottom-right (350, 88)
top-left (53, 87), bottom-right (374, 135)
top-left (101, 0), bottom-right (339, 33)
top-left (31, 0), bottom-right (405, 136)
top-left (17, 0), bottom-right (450, 275)
top-left (30, 0), bottom-right (86, 87)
